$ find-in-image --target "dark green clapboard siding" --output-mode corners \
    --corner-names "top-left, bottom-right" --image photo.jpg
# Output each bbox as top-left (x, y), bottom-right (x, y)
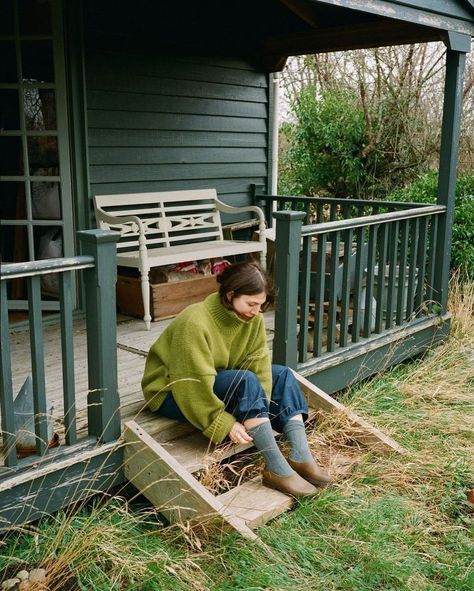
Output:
top-left (89, 147), bottom-right (267, 165)
top-left (86, 52), bottom-right (270, 205)
top-left (90, 53), bottom-right (268, 89)
top-left (87, 111), bottom-right (267, 133)
top-left (87, 90), bottom-right (267, 119)
top-left (88, 130), bottom-right (268, 148)
top-left (86, 72), bottom-right (268, 103)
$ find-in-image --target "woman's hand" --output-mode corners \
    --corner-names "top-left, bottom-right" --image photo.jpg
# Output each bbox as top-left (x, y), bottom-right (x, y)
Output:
top-left (228, 422), bottom-right (253, 445)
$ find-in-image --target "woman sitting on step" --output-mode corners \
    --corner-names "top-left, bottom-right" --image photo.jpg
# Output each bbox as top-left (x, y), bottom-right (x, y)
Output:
top-left (141, 262), bottom-right (331, 497)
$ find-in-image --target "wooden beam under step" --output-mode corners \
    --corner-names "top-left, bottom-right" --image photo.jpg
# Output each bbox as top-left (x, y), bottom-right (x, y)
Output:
top-left (217, 477), bottom-right (294, 529)
top-left (123, 420), bottom-right (258, 540)
top-left (293, 371), bottom-right (405, 454)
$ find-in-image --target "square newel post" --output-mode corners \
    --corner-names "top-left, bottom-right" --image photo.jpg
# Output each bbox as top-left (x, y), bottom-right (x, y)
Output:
top-left (78, 229), bottom-right (121, 443)
top-left (272, 211), bottom-right (306, 368)
top-left (434, 33), bottom-right (470, 313)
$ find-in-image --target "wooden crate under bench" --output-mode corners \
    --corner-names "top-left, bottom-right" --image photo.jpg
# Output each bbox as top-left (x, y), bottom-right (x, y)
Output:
top-left (116, 273), bottom-right (218, 321)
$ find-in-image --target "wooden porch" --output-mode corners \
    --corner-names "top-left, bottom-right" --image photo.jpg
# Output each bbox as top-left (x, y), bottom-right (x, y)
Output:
top-left (0, 310), bottom-right (277, 471)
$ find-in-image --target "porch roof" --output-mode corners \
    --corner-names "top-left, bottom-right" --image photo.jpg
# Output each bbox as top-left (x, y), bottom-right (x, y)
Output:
top-left (86, 0), bottom-right (474, 71)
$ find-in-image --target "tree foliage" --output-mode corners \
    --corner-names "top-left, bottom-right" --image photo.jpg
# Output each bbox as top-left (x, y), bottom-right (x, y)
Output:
top-left (387, 171), bottom-right (474, 276)
top-left (279, 44), bottom-right (474, 199)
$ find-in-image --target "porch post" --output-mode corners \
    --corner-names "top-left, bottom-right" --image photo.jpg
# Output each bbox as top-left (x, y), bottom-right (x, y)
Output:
top-left (434, 33), bottom-right (470, 312)
top-left (272, 211), bottom-right (305, 368)
top-left (78, 229), bottom-right (121, 443)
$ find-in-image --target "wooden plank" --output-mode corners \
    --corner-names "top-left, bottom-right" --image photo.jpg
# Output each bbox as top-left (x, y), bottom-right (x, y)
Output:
top-left (217, 477), bottom-right (294, 529)
top-left (86, 73), bottom-right (268, 103)
top-left (28, 276), bottom-right (49, 455)
top-left (87, 92), bottom-right (268, 119)
top-left (59, 271), bottom-right (77, 445)
top-left (88, 129), bottom-right (268, 148)
top-left (161, 430), bottom-right (254, 474)
top-left (0, 281), bottom-right (17, 468)
top-left (90, 162), bottom-right (267, 184)
top-left (293, 371), bottom-right (405, 455)
top-left (123, 421), bottom-right (257, 540)
top-left (87, 111), bottom-right (267, 133)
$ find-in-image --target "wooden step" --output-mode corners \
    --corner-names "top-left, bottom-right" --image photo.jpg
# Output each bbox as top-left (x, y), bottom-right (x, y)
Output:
top-left (161, 430), bottom-right (254, 473)
top-left (217, 477), bottom-right (294, 529)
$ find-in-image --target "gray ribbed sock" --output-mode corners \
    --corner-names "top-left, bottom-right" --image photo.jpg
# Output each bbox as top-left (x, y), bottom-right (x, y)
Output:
top-left (247, 421), bottom-right (293, 477)
top-left (283, 419), bottom-right (313, 463)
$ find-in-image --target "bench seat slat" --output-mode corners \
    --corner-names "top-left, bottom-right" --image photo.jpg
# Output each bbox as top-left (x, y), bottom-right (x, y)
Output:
top-left (117, 240), bottom-right (264, 268)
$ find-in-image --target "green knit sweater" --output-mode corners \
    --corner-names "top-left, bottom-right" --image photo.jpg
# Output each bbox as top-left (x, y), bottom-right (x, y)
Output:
top-left (141, 292), bottom-right (272, 444)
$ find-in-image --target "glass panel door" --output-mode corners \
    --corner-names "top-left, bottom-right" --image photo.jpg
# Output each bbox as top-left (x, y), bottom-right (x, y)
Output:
top-left (0, 0), bottom-right (73, 310)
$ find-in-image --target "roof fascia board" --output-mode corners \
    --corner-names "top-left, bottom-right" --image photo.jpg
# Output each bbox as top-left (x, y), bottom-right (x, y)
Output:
top-left (307, 0), bottom-right (474, 36)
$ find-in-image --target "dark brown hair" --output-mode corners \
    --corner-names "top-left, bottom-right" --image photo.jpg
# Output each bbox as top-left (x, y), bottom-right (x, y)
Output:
top-left (217, 262), bottom-right (275, 311)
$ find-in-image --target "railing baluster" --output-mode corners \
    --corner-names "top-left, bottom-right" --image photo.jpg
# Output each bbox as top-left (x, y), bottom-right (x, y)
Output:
top-left (59, 271), bottom-right (77, 446)
top-left (327, 231), bottom-right (340, 352)
top-left (375, 223), bottom-right (388, 333)
top-left (425, 215), bottom-right (438, 309)
top-left (385, 221), bottom-right (399, 330)
top-left (351, 226), bottom-right (364, 342)
top-left (0, 281), bottom-right (17, 468)
top-left (28, 275), bottom-right (49, 456)
top-left (363, 224), bottom-right (378, 338)
top-left (396, 219), bottom-right (410, 326)
top-left (415, 216), bottom-right (429, 315)
top-left (316, 203), bottom-right (323, 223)
top-left (339, 228), bottom-right (353, 348)
top-left (329, 204), bottom-right (337, 221)
top-left (313, 234), bottom-right (327, 356)
top-left (406, 218), bottom-right (420, 320)
top-left (298, 235), bottom-right (312, 363)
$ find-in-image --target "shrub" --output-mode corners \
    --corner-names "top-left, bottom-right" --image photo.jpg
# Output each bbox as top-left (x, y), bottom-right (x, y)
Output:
top-left (387, 171), bottom-right (474, 276)
top-left (279, 87), bottom-right (369, 198)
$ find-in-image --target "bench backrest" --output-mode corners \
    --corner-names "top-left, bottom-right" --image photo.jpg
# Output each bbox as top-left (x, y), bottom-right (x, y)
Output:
top-left (94, 189), bottom-right (224, 251)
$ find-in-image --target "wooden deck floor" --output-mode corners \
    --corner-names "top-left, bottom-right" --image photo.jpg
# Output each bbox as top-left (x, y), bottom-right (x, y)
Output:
top-left (1, 312), bottom-right (276, 468)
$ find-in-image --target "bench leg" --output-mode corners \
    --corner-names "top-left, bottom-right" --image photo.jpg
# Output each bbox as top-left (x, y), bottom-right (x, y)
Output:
top-left (140, 270), bottom-right (152, 330)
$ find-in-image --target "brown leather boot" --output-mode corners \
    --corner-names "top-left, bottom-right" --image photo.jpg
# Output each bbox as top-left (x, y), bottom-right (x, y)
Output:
top-left (262, 469), bottom-right (318, 497)
top-left (288, 458), bottom-right (332, 487)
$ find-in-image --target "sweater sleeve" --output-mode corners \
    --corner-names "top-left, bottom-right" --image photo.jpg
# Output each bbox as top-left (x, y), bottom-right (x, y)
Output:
top-left (241, 315), bottom-right (272, 399)
top-left (168, 328), bottom-right (236, 444)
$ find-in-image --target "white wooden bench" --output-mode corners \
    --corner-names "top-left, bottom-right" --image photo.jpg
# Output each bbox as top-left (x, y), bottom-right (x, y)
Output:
top-left (93, 189), bottom-right (267, 329)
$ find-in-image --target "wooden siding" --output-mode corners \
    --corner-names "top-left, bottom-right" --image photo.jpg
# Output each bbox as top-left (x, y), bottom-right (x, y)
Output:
top-left (85, 52), bottom-right (269, 210)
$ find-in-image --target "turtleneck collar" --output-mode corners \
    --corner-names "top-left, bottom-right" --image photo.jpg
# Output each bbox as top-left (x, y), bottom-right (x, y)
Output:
top-left (204, 292), bottom-right (257, 332)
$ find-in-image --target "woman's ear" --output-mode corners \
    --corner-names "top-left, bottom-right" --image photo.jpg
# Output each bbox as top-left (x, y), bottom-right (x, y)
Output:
top-left (226, 290), bottom-right (234, 303)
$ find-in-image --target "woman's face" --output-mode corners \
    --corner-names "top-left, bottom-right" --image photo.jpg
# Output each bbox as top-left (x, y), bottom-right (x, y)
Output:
top-left (228, 291), bottom-right (267, 321)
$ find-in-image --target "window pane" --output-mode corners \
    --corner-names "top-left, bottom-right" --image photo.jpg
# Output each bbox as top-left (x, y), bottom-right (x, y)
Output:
top-left (27, 136), bottom-right (59, 175)
top-left (0, 89), bottom-right (20, 130)
top-left (35, 225), bottom-right (62, 298)
top-left (19, 0), bottom-right (52, 35)
top-left (0, 136), bottom-right (24, 175)
top-left (25, 88), bottom-right (56, 130)
top-left (0, 41), bottom-right (17, 83)
top-left (31, 181), bottom-right (61, 219)
top-left (0, 0), bottom-right (15, 35)
top-left (0, 181), bottom-right (26, 220)
top-left (0, 225), bottom-right (29, 263)
top-left (21, 41), bottom-right (54, 83)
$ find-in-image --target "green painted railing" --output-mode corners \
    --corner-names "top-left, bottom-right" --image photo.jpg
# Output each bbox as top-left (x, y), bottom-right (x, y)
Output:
top-left (271, 205), bottom-right (446, 370)
top-left (0, 230), bottom-right (120, 471)
top-left (252, 188), bottom-right (426, 230)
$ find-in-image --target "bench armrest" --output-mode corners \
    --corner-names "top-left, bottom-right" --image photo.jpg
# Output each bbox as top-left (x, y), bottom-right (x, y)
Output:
top-left (215, 200), bottom-right (266, 229)
top-left (95, 209), bottom-right (146, 234)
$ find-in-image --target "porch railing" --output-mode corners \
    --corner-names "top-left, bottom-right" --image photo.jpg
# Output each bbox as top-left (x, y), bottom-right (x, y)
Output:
top-left (0, 230), bottom-right (120, 471)
top-left (271, 204), bottom-right (446, 370)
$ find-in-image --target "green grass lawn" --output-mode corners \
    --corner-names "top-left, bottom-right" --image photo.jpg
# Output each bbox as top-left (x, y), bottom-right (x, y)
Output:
top-left (1, 281), bottom-right (473, 591)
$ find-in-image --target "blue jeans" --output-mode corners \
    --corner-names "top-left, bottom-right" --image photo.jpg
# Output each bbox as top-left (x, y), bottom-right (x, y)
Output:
top-left (158, 364), bottom-right (308, 434)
